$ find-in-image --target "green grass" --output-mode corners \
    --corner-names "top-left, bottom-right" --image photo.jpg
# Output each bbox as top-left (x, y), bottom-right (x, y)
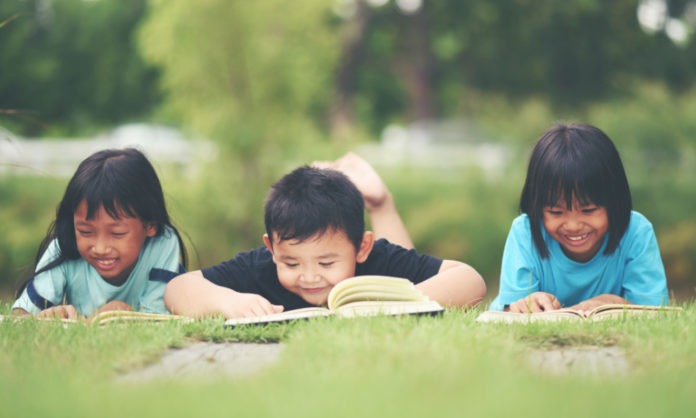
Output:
top-left (1, 304), bottom-right (695, 418)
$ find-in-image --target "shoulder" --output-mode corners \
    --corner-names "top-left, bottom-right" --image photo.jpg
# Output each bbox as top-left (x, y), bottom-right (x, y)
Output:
top-left (624, 211), bottom-right (656, 237)
top-left (510, 213), bottom-right (531, 230)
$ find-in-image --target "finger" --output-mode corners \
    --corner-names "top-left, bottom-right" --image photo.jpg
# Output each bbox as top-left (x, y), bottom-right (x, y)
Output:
top-left (272, 304), bottom-right (284, 313)
top-left (529, 298), bottom-right (544, 313)
top-left (550, 296), bottom-right (562, 310)
top-left (65, 305), bottom-right (80, 320)
top-left (538, 296), bottom-right (556, 312)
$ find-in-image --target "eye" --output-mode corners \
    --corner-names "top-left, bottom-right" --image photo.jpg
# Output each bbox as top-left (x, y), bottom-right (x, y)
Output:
top-left (112, 232), bottom-right (127, 237)
top-left (76, 230), bottom-right (92, 236)
top-left (319, 262), bottom-right (335, 268)
top-left (581, 207), bottom-right (598, 213)
top-left (545, 208), bottom-right (563, 215)
top-left (285, 263), bottom-right (299, 268)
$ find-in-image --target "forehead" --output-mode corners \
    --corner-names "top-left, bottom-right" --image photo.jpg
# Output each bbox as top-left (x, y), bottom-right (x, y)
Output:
top-left (272, 229), bottom-right (355, 255)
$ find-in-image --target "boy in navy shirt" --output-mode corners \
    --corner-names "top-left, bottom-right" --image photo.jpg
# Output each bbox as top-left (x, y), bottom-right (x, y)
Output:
top-left (165, 153), bottom-right (486, 319)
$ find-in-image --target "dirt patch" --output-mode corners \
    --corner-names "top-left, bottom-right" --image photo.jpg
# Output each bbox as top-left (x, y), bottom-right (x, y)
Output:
top-left (528, 346), bottom-right (628, 375)
top-left (118, 342), bottom-right (284, 382)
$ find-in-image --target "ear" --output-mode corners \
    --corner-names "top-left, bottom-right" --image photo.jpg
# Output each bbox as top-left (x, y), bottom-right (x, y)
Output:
top-left (355, 231), bottom-right (374, 263)
top-left (144, 222), bottom-right (158, 237)
top-left (263, 234), bottom-right (274, 255)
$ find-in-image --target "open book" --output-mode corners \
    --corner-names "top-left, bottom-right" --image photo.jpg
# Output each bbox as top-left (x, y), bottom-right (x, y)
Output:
top-left (475, 304), bottom-right (683, 324)
top-left (225, 275), bottom-right (444, 327)
top-left (0, 310), bottom-right (193, 326)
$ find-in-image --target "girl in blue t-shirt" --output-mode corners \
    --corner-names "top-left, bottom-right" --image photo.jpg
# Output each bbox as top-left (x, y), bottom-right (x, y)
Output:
top-left (12, 148), bottom-right (188, 320)
top-left (489, 123), bottom-right (668, 315)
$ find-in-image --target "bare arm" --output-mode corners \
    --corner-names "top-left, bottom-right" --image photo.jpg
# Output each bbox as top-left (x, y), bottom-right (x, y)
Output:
top-left (415, 260), bottom-right (486, 308)
top-left (164, 270), bottom-right (284, 319)
top-left (313, 152), bottom-right (414, 249)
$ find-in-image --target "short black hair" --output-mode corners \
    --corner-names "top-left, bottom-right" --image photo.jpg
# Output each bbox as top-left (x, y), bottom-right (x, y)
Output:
top-left (264, 165), bottom-right (365, 250)
top-left (520, 123), bottom-right (632, 258)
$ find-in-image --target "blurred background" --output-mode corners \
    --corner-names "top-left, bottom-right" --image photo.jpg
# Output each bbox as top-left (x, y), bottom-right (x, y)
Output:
top-left (1, 0), bottom-right (694, 303)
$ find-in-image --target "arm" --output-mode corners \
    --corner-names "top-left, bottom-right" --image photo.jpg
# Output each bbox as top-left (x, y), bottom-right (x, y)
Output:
top-left (415, 260), bottom-right (486, 308)
top-left (314, 152), bottom-right (414, 249)
top-left (164, 270), bottom-right (284, 319)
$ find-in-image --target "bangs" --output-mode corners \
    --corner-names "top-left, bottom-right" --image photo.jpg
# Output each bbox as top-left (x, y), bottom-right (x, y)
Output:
top-left (79, 165), bottom-right (139, 220)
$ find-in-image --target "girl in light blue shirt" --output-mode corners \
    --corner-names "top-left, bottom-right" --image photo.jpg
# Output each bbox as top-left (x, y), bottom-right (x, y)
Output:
top-left (489, 123), bottom-right (668, 315)
top-left (13, 148), bottom-right (187, 319)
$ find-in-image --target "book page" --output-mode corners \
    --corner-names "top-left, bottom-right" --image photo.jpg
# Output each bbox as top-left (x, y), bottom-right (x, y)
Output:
top-left (328, 276), bottom-right (424, 309)
top-left (334, 300), bottom-right (444, 318)
top-left (91, 310), bottom-right (194, 325)
top-left (588, 304), bottom-right (683, 320)
top-left (224, 307), bottom-right (331, 327)
top-left (475, 310), bottom-right (583, 323)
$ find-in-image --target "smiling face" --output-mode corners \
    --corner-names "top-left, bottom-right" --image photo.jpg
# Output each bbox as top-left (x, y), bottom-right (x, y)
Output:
top-left (264, 228), bottom-right (374, 306)
top-left (73, 199), bottom-right (156, 286)
top-left (542, 196), bottom-right (609, 263)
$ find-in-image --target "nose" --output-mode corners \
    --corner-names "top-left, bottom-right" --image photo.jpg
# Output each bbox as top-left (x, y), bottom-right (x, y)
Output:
top-left (562, 213), bottom-right (583, 231)
top-left (300, 267), bottom-right (322, 284)
top-left (92, 236), bottom-right (110, 255)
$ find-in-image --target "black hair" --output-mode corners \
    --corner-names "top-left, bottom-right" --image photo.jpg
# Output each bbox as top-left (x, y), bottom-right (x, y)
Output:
top-left (519, 123), bottom-right (632, 258)
top-left (264, 165), bottom-right (365, 250)
top-left (16, 148), bottom-right (187, 296)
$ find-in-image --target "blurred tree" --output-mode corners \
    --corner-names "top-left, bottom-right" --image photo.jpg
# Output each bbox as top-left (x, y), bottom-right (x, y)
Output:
top-left (139, 0), bottom-right (340, 254)
top-left (0, 0), bottom-right (160, 136)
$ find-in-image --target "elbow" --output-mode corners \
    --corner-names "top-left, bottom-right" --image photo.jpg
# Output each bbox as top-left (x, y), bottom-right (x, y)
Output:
top-left (164, 273), bottom-right (188, 315)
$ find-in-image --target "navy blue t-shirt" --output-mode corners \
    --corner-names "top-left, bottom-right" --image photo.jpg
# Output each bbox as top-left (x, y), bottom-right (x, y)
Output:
top-left (201, 239), bottom-right (443, 310)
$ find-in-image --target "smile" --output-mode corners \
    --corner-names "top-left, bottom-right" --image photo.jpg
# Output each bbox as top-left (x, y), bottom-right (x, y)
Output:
top-left (565, 233), bottom-right (590, 241)
top-left (94, 258), bottom-right (117, 269)
top-left (302, 287), bottom-right (326, 294)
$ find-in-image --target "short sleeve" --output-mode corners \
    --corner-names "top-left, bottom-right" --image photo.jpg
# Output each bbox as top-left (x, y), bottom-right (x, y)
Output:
top-left (12, 240), bottom-right (67, 314)
top-left (136, 227), bottom-right (184, 314)
top-left (357, 239), bottom-right (442, 284)
top-left (621, 216), bottom-right (669, 305)
top-left (489, 217), bottom-right (540, 311)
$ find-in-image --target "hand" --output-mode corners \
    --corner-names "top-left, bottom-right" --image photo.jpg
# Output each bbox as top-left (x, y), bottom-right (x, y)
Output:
top-left (313, 152), bottom-right (390, 211)
top-left (507, 292), bottom-right (561, 313)
top-left (36, 305), bottom-right (83, 321)
top-left (568, 294), bottom-right (631, 317)
top-left (222, 292), bottom-right (284, 319)
top-left (92, 300), bottom-right (133, 315)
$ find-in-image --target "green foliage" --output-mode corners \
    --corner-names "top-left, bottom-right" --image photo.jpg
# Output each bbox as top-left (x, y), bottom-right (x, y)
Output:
top-left (0, 0), bottom-right (159, 136)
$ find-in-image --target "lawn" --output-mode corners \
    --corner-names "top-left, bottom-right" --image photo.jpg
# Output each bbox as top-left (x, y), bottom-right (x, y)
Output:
top-left (1, 303), bottom-right (694, 418)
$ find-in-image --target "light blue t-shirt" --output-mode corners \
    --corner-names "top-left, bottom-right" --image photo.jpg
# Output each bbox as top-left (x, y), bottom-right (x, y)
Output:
top-left (489, 211), bottom-right (668, 311)
top-left (12, 225), bottom-right (183, 316)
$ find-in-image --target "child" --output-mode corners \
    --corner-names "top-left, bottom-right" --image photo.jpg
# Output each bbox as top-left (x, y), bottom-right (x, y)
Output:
top-left (12, 148), bottom-right (187, 320)
top-left (489, 123), bottom-right (668, 315)
top-left (165, 156), bottom-right (486, 319)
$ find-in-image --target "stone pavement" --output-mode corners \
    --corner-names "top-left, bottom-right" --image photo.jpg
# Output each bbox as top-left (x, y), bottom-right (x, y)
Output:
top-left (527, 346), bottom-right (629, 375)
top-left (118, 342), bottom-right (284, 381)
top-left (118, 343), bottom-right (628, 381)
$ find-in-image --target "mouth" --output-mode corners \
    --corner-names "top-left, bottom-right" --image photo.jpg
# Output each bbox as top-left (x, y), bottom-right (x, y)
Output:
top-left (562, 232), bottom-right (591, 245)
top-left (93, 258), bottom-right (118, 270)
top-left (301, 287), bottom-right (326, 294)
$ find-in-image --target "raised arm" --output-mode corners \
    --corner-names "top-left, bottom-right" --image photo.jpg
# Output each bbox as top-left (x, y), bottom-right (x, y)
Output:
top-left (164, 270), bottom-right (284, 319)
top-left (313, 152), bottom-right (414, 249)
top-left (415, 260), bottom-right (486, 308)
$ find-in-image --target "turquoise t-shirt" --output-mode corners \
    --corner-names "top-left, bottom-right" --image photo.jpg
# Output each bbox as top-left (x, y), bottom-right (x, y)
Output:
top-left (489, 211), bottom-right (668, 311)
top-left (12, 225), bottom-right (183, 316)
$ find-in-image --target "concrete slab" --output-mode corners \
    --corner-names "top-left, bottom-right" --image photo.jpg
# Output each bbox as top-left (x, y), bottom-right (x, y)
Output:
top-left (118, 342), bottom-right (284, 382)
top-left (528, 346), bottom-right (629, 375)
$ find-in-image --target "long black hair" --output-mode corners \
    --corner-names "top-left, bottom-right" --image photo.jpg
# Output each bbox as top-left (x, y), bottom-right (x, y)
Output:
top-left (16, 148), bottom-right (187, 296)
top-left (519, 123), bottom-right (632, 258)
